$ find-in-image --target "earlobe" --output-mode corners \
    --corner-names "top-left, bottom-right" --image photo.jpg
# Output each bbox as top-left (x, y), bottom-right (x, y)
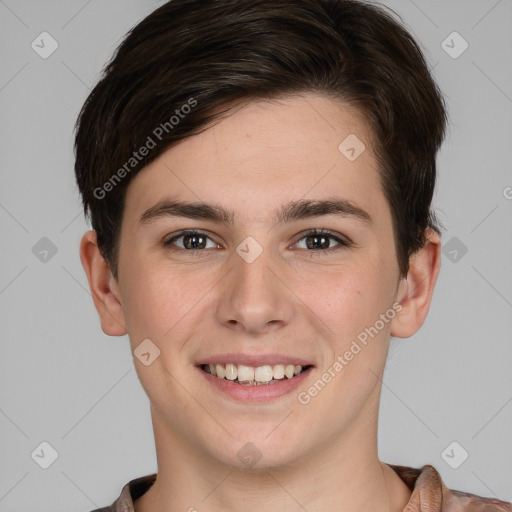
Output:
top-left (79, 230), bottom-right (127, 336)
top-left (390, 229), bottom-right (441, 338)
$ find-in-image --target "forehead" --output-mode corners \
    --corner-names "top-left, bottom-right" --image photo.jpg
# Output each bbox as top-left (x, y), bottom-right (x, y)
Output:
top-left (182, 93), bottom-right (375, 169)
top-left (123, 93), bottom-right (386, 227)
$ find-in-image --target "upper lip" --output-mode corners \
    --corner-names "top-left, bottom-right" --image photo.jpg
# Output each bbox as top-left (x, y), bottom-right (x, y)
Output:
top-left (196, 353), bottom-right (315, 367)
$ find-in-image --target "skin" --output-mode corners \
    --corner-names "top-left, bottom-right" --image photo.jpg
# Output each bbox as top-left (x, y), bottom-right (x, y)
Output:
top-left (80, 93), bottom-right (441, 512)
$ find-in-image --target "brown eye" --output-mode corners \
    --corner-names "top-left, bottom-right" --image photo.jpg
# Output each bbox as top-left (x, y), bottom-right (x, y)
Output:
top-left (164, 230), bottom-right (217, 251)
top-left (294, 229), bottom-right (351, 252)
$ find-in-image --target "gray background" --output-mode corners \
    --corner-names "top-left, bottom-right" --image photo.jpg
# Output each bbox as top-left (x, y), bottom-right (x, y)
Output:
top-left (0, 0), bottom-right (511, 510)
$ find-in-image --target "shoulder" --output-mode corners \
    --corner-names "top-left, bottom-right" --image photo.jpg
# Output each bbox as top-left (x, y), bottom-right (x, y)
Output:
top-left (87, 473), bottom-right (157, 512)
top-left (443, 487), bottom-right (512, 512)
top-left (388, 463), bottom-right (512, 511)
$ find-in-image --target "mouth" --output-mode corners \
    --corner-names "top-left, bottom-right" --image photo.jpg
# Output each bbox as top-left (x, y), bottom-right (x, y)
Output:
top-left (196, 353), bottom-right (315, 402)
top-left (200, 363), bottom-right (313, 386)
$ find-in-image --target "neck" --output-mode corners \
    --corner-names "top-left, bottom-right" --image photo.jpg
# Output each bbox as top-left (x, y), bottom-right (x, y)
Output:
top-left (134, 407), bottom-right (412, 512)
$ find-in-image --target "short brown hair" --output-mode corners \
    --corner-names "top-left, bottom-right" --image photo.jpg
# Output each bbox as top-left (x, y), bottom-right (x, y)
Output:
top-left (74, 0), bottom-right (448, 280)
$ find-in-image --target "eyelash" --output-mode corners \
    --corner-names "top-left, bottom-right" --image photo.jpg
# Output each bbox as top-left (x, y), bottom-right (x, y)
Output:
top-left (162, 229), bottom-right (351, 256)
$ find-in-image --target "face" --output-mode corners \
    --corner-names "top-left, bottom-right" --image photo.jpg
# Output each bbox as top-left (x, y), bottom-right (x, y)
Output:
top-left (110, 94), bottom-right (407, 470)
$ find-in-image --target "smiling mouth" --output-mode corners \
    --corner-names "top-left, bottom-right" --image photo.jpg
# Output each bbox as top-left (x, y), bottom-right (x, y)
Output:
top-left (200, 363), bottom-right (313, 385)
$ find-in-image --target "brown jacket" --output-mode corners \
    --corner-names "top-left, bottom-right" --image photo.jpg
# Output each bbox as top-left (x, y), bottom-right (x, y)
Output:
top-left (89, 464), bottom-right (512, 511)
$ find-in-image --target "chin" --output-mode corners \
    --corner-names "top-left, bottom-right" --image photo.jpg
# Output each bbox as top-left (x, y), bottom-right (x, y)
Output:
top-left (202, 431), bottom-right (308, 472)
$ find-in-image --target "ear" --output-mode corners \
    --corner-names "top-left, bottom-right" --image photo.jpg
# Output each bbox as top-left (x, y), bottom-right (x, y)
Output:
top-left (390, 229), bottom-right (441, 338)
top-left (79, 230), bottom-right (127, 336)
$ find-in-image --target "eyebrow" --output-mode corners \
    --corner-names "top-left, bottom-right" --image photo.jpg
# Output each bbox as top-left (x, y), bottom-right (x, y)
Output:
top-left (138, 197), bottom-right (373, 227)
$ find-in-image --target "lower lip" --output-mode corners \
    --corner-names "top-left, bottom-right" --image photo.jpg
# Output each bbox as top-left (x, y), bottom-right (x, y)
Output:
top-left (197, 366), bottom-right (314, 403)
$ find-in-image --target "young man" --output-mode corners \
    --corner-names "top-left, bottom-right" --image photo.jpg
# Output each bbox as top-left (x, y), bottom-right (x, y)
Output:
top-left (75, 1), bottom-right (512, 511)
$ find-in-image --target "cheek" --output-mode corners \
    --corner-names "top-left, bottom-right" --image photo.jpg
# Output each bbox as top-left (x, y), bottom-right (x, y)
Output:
top-left (119, 256), bottom-right (182, 339)
top-left (120, 256), bottom-right (219, 354)
top-left (310, 260), bottom-right (391, 342)
top-left (310, 259), bottom-right (396, 407)
top-left (304, 266), bottom-right (394, 408)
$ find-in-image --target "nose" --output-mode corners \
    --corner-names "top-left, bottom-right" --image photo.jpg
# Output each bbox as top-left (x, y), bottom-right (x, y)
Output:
top-left (216, 242), bottom-right (294, 335)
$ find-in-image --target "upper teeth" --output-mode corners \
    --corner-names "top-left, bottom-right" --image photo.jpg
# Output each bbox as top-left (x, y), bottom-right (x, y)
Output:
top-left (205, 363), bottom-right (304, 383)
